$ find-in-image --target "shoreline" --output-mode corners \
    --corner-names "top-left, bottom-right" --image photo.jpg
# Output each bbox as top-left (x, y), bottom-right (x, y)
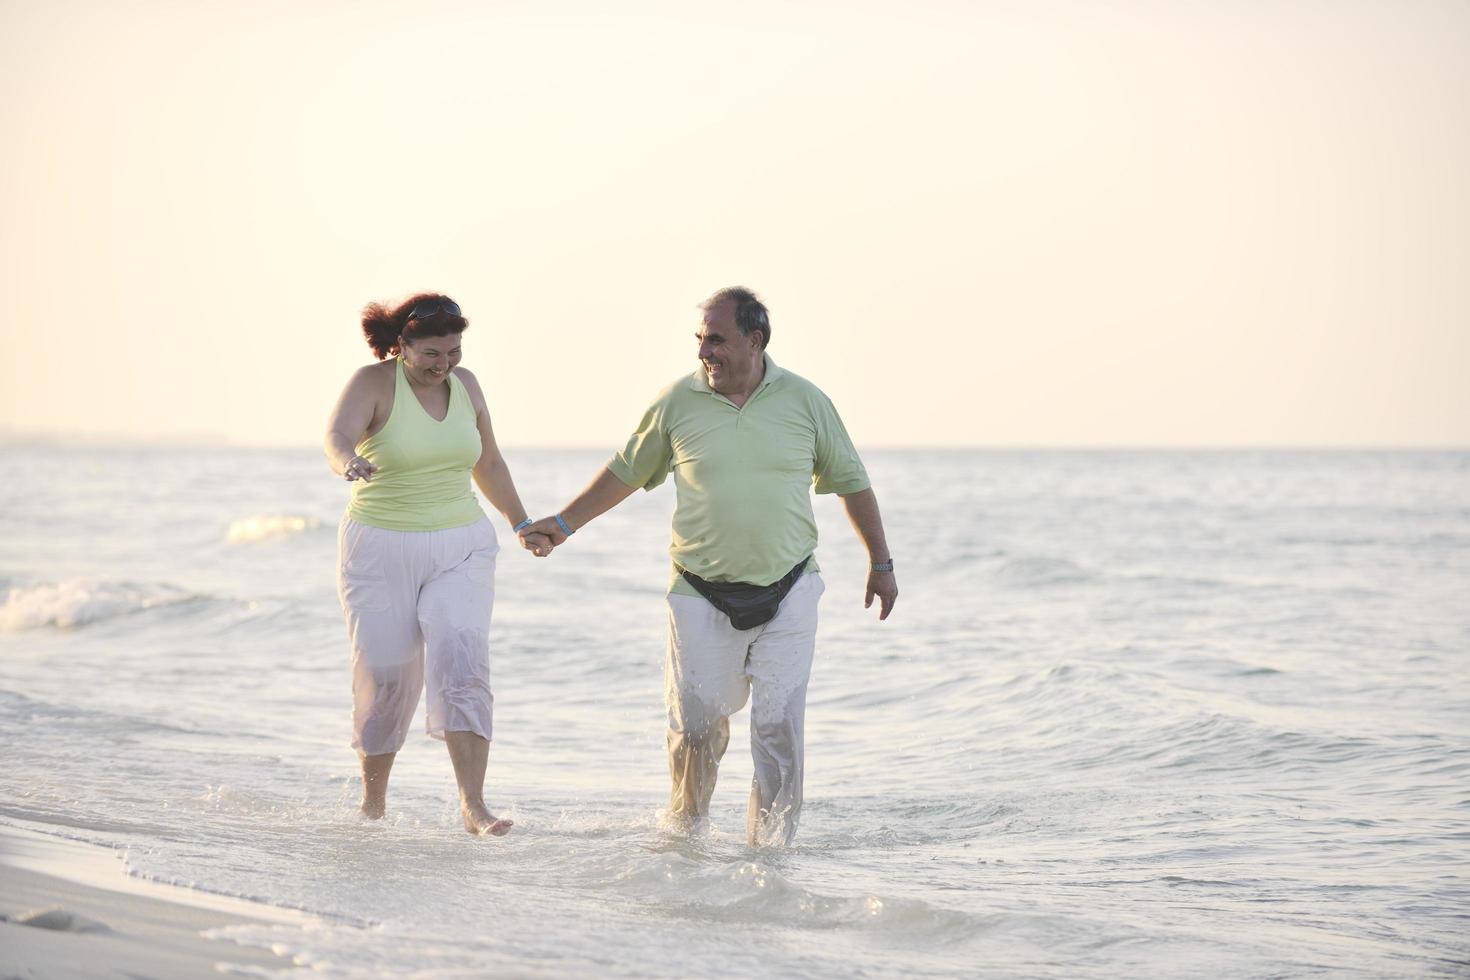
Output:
top-left (0, 820), bottom-right (308, 979)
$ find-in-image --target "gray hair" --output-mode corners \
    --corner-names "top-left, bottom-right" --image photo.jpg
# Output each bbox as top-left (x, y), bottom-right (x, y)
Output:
top-left (701, 286), bottom-right (771, 349)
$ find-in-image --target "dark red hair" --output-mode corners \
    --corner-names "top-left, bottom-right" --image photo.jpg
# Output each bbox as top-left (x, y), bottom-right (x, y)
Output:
top-left (360, 293), bottom-right (470, 360)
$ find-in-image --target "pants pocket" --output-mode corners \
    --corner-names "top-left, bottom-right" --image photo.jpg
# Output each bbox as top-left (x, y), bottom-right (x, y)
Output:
top-left (463, 520), bottom-right (498, 588)
top-left (339, 522), bottom-right (391, 613)
top-left (464, 556), bottom-right (496, 590)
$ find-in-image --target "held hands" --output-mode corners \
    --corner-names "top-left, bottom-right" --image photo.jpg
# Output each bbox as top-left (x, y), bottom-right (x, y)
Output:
top-left (520, 531), bottom-right (555, 557)
top-left (517, 516), bottom-right (570, 557)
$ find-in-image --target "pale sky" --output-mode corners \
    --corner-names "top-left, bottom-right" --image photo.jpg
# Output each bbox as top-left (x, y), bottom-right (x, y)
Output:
top-left (2, 0), bottom-right (1466, 447)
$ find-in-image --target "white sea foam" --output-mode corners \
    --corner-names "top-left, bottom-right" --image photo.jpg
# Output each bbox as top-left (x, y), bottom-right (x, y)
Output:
top-left (0, 579), bottom-right (198, 631)
top-left (226, 515), bottom-right (319, 544)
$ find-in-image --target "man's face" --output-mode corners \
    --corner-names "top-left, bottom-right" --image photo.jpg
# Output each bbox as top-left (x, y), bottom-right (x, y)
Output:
top-left (695, 299), bottom-right (763, 395)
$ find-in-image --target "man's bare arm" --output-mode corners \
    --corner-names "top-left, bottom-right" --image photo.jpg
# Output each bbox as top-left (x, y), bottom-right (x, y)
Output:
top-left (839, 487), bottom-right (897, 620)
top-left (520, 468), bottom-right (639, 549)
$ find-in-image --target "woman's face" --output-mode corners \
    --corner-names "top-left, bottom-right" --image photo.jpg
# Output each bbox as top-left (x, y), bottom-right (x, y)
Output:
top-left (400, 333), bottom-right (463, 386)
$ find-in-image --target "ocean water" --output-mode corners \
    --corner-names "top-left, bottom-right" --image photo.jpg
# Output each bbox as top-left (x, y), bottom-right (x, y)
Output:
top-left (2, 445), bottom-right (1468, 978)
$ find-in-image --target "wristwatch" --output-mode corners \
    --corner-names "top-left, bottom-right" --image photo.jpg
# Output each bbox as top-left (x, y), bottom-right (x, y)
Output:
top-left (871, 559), bottom-right (894, 572)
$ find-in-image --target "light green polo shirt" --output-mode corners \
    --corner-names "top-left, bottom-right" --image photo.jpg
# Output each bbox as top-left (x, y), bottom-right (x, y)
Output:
top-left (607, 354), bottom-right (870, 597)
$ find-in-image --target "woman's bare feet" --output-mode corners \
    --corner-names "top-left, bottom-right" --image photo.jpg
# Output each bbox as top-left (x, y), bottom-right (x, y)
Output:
top-left (461, 799), bottom-right (513, 836)
top-left (444, 732), bottom-right (508, 835)
top-left (360, 751), bottom-right (395, 820)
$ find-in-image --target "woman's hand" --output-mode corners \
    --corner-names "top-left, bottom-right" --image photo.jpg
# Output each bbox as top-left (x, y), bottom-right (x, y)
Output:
top-left (344, 455), bottom-right (377, 482)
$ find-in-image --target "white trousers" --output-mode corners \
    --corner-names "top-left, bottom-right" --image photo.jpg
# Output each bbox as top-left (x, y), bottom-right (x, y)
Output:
top-left (665, 571), bottom-right (824, 846)
top-left (337, 517), bottom-right (498, 756)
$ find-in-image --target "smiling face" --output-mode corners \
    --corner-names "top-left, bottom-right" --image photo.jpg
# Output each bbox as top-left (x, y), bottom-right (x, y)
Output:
top-left (696, 298), bottom-right (764, 396)
top-left (399, 332), bottom-right (463, 386)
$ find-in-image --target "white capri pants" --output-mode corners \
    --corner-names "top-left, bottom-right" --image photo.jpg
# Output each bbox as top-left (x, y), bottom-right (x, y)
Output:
top-left (337, 517), bottom-right (498, 756)
top-left (665, 571), bottom-right (824, 846)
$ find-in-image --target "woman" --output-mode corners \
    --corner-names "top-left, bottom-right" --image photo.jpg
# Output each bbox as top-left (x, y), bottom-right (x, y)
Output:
top-left (324, 292), bottom-right (548, 835)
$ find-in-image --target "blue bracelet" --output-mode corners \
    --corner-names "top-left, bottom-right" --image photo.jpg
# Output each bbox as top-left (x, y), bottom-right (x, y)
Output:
top-left (555, 513), bottom-right (574, 537)
top-left (513, 518), bottom-right (533, 534)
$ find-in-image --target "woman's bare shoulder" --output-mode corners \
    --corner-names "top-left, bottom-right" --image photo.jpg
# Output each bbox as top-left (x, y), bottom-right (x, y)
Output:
top-left (451, 367), bottom-right (489, 415)
top-left (349, 359), bottom-right (396, 390)
top-left (452, 366), bottom-right (485, 395)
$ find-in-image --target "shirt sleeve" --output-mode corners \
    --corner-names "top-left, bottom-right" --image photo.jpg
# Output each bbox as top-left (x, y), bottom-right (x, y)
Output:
top-left (607, 397), bottom-right (674, 491)
top-left (811, 391), bottom-right (870, 495)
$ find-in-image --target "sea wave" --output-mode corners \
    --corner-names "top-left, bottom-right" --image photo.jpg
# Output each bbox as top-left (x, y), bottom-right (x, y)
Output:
top-left (226, 514), bottom-right (321, 544)
top-left (612, 853), bottom-right (981, 940)
top-left (992, 555), bottom-right (1092, 587)
top-left (0, 579), bottom-right (203, 631)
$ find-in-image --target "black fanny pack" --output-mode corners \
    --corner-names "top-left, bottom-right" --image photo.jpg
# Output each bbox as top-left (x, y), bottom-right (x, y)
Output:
top-left (679, 557), bottom-right (811, 631)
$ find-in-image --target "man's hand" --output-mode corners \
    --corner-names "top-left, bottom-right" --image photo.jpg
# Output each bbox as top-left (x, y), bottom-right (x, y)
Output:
top-left (865, 569), bottom-right (897, 620)
top-left (518, 517), bottom-right (569, 557)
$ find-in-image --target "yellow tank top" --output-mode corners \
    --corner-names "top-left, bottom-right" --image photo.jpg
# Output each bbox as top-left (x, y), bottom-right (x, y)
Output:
top-left (345, 359), bottom-right (485, 531)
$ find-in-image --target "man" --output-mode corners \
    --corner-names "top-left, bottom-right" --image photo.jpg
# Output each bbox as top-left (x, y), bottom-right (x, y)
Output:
top-left (521, 286), bottom-right (897, 845)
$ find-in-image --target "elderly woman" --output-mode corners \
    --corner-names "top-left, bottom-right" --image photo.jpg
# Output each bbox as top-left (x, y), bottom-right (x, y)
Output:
top-left (324, 293), bottom-right (547, 835)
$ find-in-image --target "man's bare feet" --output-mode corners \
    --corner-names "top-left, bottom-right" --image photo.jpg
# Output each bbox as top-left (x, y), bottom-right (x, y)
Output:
top-left (360, 798), bottom-right (386, 820)
top-left (658, 807), bottom-right (706, 835)
top-left (462, 800), bottom-right (512, 836)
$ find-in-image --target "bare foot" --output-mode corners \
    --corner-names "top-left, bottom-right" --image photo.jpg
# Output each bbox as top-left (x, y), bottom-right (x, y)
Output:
top-left (360, 799), bottom-right (385, 820)
top-left (462, 801), bottom-right (513, 837)
top-left (658, 807), bottom-right (706, 835)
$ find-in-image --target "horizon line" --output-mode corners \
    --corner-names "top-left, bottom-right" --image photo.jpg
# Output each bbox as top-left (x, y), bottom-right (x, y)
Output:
top-left (3, 432), bottom-right (1467, 453)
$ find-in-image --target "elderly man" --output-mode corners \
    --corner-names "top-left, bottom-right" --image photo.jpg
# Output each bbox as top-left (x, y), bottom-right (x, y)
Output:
top-left (521, 286), bottom-right (896, 845)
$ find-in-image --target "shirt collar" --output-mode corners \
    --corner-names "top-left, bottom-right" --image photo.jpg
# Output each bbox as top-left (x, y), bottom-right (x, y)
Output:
top-left (689, 352), bottom-right (784, 395)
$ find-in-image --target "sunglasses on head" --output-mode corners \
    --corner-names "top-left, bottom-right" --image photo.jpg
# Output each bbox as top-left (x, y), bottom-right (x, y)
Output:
top-left (405, 298), bottom-right (462, 321)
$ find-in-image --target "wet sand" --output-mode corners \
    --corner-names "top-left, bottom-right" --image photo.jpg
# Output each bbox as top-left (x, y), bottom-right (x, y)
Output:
top-left (0, 822), bottom-right (303, 979)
